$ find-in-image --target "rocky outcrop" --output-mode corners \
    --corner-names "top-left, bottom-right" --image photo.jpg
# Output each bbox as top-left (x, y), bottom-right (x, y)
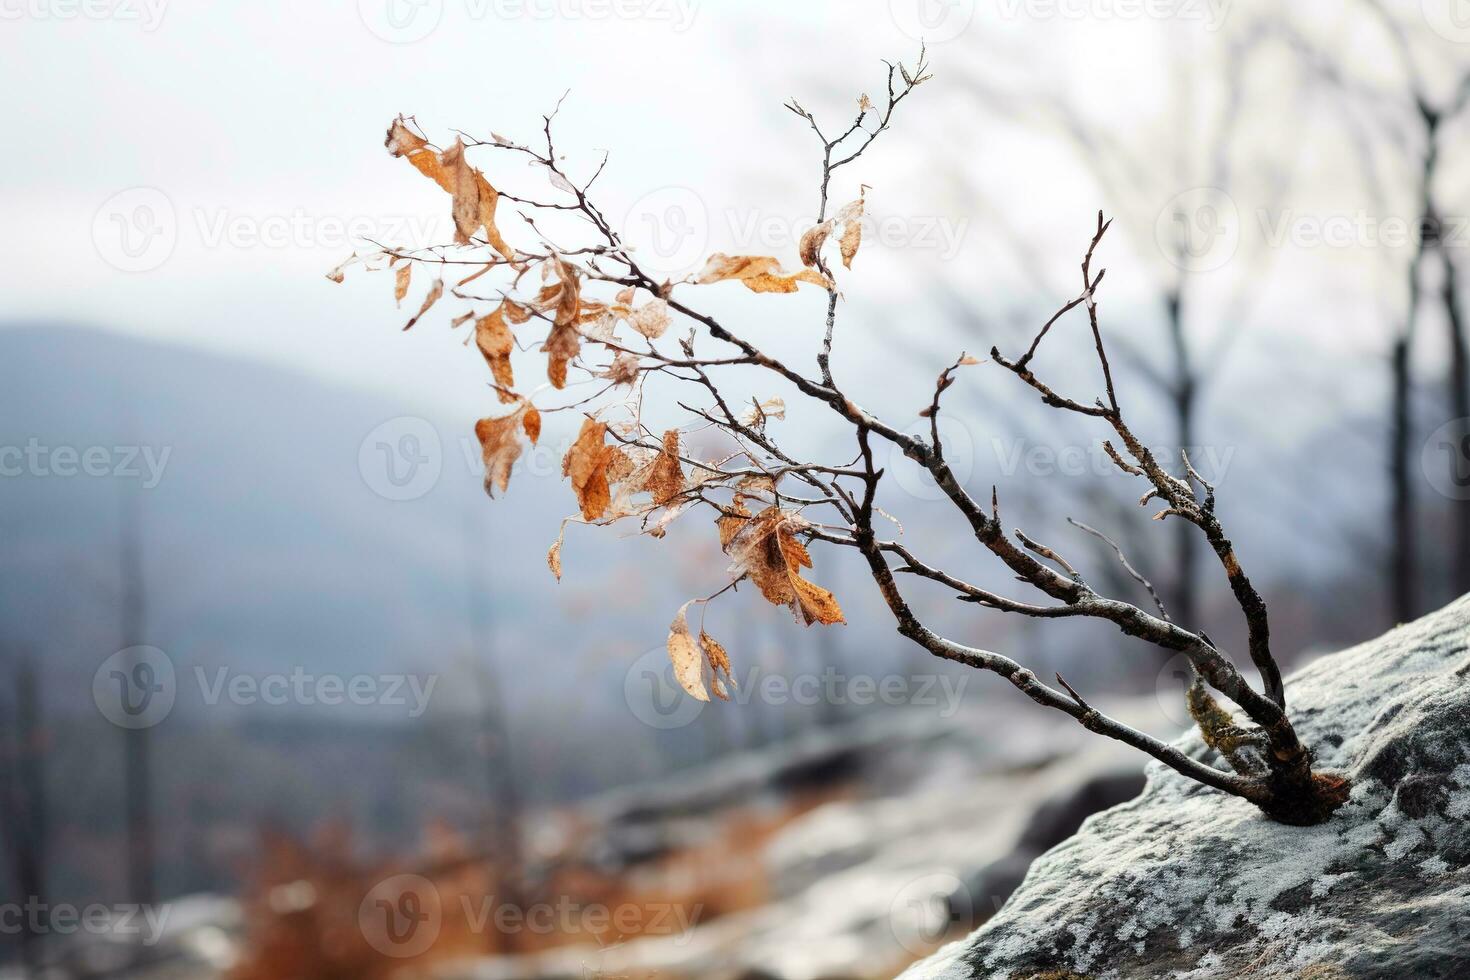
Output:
top-left (902, 595), bottom-right (1470, 980)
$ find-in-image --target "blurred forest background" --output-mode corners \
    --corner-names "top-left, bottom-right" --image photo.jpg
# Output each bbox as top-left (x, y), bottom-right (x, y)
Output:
top-left (3, 0), bottom-right (1470, 976)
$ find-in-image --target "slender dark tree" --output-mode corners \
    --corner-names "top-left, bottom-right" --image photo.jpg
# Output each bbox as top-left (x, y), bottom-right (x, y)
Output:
top-left (118, 489), bottom-right (156, 909)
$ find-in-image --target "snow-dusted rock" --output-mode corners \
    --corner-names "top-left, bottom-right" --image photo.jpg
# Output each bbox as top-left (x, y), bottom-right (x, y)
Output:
top-left (902, 595), bottom-right (1470, 980)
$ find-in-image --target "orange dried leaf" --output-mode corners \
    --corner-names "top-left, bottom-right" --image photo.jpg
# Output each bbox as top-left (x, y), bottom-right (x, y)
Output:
top-left (473, 169), bottom-right (515, 262)
top-left (522, 405), bottom-right (541, 444)
top-left (834, 194), bottom-right (866, 269)
top-left (394, 264), bottom-right (412, 306)
top-left (693, 253), bottom-right (830, 293)
top-left (791, 576), bottom-right (845, 626)
top-left (474, 412), bottom-right (523, 496)
top-left (476, 304), bottom-right (516, 401)
top-left (700, 630), bottom-right (736, 701)
top-left (644, 429), bottom-right (686, 506)
top-left (386, 117), bottom-right (452, 192)
top-left (403, 278), bottom-right (443, 330)
top-left (547, 519), bottom-right (570, 582)
top-left (441, 140), bottom-right (482, 247)
top-left (563, 418), bottom-right (612, 520)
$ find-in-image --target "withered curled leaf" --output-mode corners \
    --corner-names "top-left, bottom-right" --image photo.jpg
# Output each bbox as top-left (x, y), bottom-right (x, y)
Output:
top-left (476, 303), bottom-right (517, 402)
top-left (722, 506), bottom-right (845, 626)
top-left (403, 278), bottom-right (444, 330)
top-left (644, 429), bottom-right (686, 506)
top-left (799, 221), bottom-right (834, 268)
top-left (562, 418), bottom-right (613, 520)
top-left (475, 411), bottom-right (524, 496)
top-left (693, 253), bottom-right (830, 294)
top-left (666, 601), bottom-right (709, 702)
top-left (394, 263), bottom-right (412, 306)
top-left (700, 630), bottom-right (737, 701)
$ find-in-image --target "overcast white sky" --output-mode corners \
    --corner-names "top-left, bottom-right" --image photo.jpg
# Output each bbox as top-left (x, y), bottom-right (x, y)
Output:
top-left (3, 0), bottom-right (1466, 423)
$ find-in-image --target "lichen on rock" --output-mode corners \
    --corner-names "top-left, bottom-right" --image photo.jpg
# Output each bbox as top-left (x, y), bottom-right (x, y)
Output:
top-left (901, 595), bottom-right (1470, 980)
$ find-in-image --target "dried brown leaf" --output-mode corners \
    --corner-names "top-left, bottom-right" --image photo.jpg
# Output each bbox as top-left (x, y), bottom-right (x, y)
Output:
top-left (474, 412), bottom-right (523, 496)
top-left (563, 418), bottom-right (612, 520)
top-left (403, 278), bottom-right (443, 330)
top-left (700, 630), bottom-right (736, 701)
top-left (475, 304), bottom-right (517, 402)
top-left (693, 253), bottom-right (830, 293)
top-left (667, 601), bottom-right (710, 703)
top-left (799, 221), bottom-right (834, 268)
top-left (392, 263), bottom-right (411, 306)
top-left (644, 429), bottom-right (686, 506)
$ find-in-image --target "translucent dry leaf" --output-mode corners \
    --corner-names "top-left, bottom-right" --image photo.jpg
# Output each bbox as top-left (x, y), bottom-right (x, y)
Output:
top-left (834, 194), bottom-right (866, 270)
top-left (599, 352), bottom-right (642, 387)
top-left (667, 601), bottom-right (710, 703)
top-left (739, 397), bottom-right (786, 427)
top-left (628, 298), bottom-right (671, 339)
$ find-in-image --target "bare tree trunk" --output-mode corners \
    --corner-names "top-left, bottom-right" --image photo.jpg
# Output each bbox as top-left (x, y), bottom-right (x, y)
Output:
top-left (1441, 250), bottom-right (1470, 597)
top-left (1, 658), bottom-right (49, 974)
top-left (462, 518), bottom-right (524, 954)
top-left (1164, 289), bottom-right (1199, 628)
top-left (1390, 332), bottom-right (1416, 622)
top-left (119, 493), bottom-right (156, 909)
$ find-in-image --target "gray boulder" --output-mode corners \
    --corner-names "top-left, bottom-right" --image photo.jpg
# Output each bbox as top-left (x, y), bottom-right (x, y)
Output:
top-left (901, 595), bottom-right (1470, 980)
